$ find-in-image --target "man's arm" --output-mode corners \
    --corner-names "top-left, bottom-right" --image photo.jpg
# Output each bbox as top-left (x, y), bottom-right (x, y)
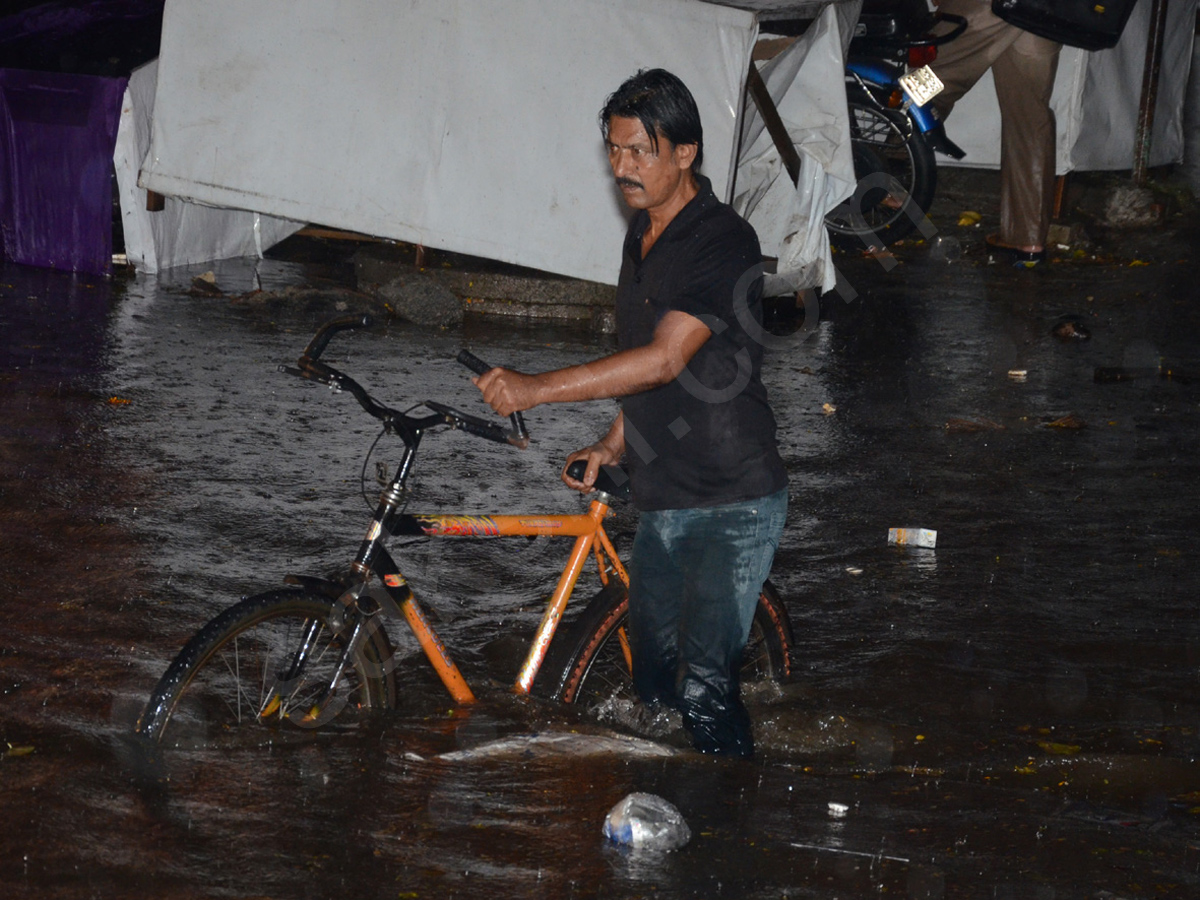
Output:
top-left (474, 310), bottom-right (710, 417)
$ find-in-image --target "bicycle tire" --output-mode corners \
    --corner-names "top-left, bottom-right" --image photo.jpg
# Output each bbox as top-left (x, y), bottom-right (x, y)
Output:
top-left (136, 589), bottom-right (396, 749)
top-left (541, 580), bottom-right (794, 710)
top-left (825, 90), bottom-right (938, 249)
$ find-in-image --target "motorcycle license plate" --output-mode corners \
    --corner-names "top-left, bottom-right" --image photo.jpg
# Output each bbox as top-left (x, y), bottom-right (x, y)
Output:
top-left (898, 65), bottom-right (944, 108)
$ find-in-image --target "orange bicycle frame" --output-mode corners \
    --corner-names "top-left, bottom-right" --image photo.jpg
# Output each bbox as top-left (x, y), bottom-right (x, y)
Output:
top-left (354, 493), bottom-right (628, 705)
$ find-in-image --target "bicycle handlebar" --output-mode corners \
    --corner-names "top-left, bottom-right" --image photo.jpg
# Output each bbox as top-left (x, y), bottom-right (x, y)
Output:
top-left (456, 349), bottom-right (530, 450)
top-left (303, 313), bottom-right (372, 361)
top-left (281, 315), bottom-right (530, 450)
top-left (918, 12), bottom-right (967, 48)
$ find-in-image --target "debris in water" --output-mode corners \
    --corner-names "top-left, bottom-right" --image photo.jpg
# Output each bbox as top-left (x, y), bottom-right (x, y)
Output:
top-left (1044, 414), bottom-right (1086, 430)
top-left (888, 527), bottom-right (937, 548)
top-left (1036, 740), bottom-right (1081, 756)
top-left (603, 792), bottom-right (691, 851)
top-left (1051, 315), bottom-right (1091, 341)
top-left (929, 235), bottom-right (962, 263)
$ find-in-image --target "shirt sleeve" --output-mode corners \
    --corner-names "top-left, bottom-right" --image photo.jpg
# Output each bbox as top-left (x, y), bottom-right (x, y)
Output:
top-left (667, 214), bottom-right (763, 327)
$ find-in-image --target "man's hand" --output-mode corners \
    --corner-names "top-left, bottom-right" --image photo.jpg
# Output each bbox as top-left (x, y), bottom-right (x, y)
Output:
top-left (471, 310), bottom-right (710, 418)
top-left (562, 412), bottom-right (625, 493)
top-left (474, 368), bottom-right (541, 417)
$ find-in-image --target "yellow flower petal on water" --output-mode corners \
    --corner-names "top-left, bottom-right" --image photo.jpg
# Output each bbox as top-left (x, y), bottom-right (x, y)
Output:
top-left (957, 210), bottom-right (982, 227)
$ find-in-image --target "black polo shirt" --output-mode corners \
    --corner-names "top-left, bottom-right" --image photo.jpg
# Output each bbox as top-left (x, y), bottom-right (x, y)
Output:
top-left (616, 175), bottom-right (787, 511)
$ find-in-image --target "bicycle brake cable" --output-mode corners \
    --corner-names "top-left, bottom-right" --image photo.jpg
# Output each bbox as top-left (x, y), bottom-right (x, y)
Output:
top-left (359, 402), bottom-right (428, 511)
top-left (359, 424), bottom-right (391, 511)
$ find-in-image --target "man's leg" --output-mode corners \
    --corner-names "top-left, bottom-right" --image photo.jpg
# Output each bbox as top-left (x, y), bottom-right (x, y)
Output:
top-left (993, 31), bottom-right (1061, 250)
top-left (674, 490), bottom-right (787, 757)
top-left (928, 0), bottom-right (1019, 116)
top-left (626, 510), bottom-right (685, 709)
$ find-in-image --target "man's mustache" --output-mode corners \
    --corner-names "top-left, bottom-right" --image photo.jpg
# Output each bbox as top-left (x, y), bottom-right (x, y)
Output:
top-left (615, 177), bottom-right (643, 190)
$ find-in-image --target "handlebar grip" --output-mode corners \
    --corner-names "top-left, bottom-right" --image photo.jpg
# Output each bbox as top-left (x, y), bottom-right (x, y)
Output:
top-left (457, 348), bottom-right (530, 448)
top-left (304, 314), bottom-right (371, 360)
top-left (457, 416), bottom-right (512, 445)
top-left (456, 349), bottom-right (492, 376)
top-left (564, 460), bottom-right (631, 501)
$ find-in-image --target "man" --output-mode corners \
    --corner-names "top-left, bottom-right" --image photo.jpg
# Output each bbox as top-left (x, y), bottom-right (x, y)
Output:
top-left (475, 69), bottom-right (787, 757)
top-left (929, 0), bottom-right (1062, 267)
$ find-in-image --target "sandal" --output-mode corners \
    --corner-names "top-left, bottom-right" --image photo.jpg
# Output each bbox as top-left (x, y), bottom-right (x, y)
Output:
top-left (986, 233), bottom-right (1046, 268)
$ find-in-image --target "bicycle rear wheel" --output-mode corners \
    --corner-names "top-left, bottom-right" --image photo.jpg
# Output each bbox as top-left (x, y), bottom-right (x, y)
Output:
top-left (541, 581), bottom-right (793, 712)
top-left (136, 589), bottom-right (396, 749)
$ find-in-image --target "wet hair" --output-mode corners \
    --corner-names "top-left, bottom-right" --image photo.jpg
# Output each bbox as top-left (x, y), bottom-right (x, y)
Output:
top-left (599, 68), bottom-right (704, 172)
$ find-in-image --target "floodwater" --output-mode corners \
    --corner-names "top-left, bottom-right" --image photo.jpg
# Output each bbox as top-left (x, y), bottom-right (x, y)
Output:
top-left (2, 212), bottom-right (1200, 898)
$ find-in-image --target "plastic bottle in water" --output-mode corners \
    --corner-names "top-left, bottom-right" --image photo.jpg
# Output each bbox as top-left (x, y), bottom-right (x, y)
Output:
top-left (929, 235), bottom-right (962, 263)
top-left (602, 792), bottom-right (691, 851)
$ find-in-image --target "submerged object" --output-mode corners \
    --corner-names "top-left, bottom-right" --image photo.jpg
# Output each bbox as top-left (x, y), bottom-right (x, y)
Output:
top-left (603, 792), bottom-right (691, 851)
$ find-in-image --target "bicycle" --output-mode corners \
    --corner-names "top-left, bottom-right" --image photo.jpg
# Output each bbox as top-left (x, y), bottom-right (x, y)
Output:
top-left (135, 314), bottom-right (795, 749)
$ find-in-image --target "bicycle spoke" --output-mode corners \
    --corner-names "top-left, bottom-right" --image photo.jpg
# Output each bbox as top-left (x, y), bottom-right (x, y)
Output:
top-left (278, 623), bottom-right (333, 720)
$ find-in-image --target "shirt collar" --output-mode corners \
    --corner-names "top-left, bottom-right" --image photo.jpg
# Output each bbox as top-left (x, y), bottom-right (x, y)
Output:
top-left (627, 174), bottom-right (718, 258)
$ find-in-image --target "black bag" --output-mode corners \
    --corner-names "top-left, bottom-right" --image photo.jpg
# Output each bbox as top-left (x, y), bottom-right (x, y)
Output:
top-left (991, 0), bottom-right (1139, 51)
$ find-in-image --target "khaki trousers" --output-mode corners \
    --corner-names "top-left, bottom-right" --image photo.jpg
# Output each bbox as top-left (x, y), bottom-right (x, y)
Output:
top-left (930, 0), bottom-right (1062, 247)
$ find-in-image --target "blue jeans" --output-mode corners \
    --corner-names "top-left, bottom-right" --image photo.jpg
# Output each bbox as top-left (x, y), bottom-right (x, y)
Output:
top-left (626, 489), bottom-right (787, 757)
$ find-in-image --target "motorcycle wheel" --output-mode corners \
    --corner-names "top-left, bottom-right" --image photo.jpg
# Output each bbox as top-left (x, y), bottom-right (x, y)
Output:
top-left (825, 89), bottom-right (937, 249)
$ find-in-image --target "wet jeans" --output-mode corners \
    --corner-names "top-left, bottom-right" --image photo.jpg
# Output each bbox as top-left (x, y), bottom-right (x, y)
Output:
top-left (627, 489), bottom-right (787, 757)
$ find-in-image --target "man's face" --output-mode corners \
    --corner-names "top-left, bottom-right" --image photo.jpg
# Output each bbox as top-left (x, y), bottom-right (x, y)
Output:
top-left (605, 116), bottom-right (695, 213)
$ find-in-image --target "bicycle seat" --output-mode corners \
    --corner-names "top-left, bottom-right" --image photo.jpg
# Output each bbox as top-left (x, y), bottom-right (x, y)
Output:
top-left (565, 461), bottom-right (631, 502)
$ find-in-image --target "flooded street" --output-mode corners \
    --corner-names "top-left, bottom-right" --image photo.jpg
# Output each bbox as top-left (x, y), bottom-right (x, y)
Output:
top-left (2, 195), bottom-right (1200, 897)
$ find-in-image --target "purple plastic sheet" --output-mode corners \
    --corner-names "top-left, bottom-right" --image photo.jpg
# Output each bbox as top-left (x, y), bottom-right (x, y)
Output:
top-left (0, 69), bottom-right (127, 276)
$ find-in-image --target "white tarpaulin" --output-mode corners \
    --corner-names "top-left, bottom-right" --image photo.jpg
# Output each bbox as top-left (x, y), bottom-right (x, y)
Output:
top-left (735, 4), bottom-right (856, 294)
top-left (934, 0), bottom-right (1198, 173)
top-left (139, 0), bottom-right (762, 286)
top-left (114, 59), bottom-right (304, 273)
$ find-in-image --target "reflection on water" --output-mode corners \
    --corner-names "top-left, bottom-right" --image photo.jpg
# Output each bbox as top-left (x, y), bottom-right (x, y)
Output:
top-left (1, 246), bottom-right (1199, 898)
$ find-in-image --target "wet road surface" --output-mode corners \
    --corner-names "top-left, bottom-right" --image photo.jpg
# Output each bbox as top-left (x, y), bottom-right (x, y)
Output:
top-left (2, 193), bottom-right (1200, 898)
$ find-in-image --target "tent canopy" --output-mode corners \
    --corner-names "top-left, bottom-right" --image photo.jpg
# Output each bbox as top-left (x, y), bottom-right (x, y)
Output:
top-left (138, 0), bottom-right (855, 289)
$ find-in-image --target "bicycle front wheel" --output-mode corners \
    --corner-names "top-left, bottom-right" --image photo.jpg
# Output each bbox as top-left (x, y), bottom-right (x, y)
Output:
top-left (543, 581), bottom-right (794, 711)
top-left (136, 589), bottom-right (396, 749)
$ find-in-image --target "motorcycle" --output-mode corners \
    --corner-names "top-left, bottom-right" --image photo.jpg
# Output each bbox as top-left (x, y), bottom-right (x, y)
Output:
top-left (824, 0), bottom-right (968, 249)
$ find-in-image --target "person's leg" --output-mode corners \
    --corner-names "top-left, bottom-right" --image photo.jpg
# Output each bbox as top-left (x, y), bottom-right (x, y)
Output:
top-left (626, 509), bottom-right (685, 709)
top-left (673, 490), bottom-right (788, 757)
top-left (992, 31), bottom-right (1061, 251)
top-left (928, 0), bottom-right (1019, 117)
